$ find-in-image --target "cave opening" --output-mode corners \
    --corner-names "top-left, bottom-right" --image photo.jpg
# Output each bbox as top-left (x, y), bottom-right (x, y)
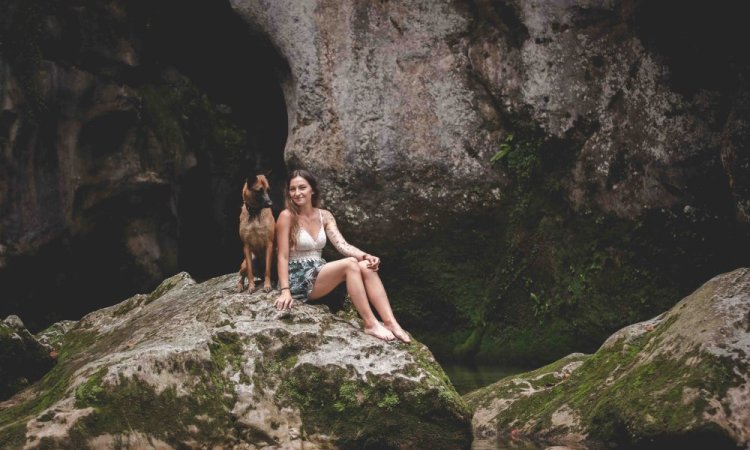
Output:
top-left (138, 0), bottom-right (290, 282)
top-left (0, 0), bottom-right (290, 331)
top-left (630, 0), bottom-right (750, 97)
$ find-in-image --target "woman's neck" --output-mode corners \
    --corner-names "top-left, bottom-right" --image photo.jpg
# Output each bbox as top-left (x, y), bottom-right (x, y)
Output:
top-left (297, 205), bottom-right (316, 217)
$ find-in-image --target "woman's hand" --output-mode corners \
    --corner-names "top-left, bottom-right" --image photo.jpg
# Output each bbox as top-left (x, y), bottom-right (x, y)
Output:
top-left (363, 254), bottom-right (380, 271)
top-left (275, 290), bottom-right (294, 310)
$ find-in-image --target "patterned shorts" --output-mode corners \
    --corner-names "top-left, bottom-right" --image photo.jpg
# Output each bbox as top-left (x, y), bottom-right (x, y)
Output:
top-left (288, 258), bottom-right (326, 302)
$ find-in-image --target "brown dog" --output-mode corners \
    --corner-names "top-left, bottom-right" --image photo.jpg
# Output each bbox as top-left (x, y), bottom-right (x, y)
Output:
top-left (238, 174), bottom-right (275, 293)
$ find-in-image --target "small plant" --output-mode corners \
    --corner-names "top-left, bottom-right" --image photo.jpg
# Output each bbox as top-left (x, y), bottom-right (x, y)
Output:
top-left (377, 392), bottom-right (400, 410)
top-left (490, 133), bottom-right (541, 182)
top-left (490, 133), bottom-right (514, 163)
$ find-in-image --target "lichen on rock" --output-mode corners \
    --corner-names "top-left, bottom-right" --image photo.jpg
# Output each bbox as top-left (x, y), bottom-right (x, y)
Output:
top-left (0, 272), bottom-right (471, 449)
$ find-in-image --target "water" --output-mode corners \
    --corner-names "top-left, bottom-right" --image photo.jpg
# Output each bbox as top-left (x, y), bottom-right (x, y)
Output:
top-left (441, 362), bottom-right (529, 395)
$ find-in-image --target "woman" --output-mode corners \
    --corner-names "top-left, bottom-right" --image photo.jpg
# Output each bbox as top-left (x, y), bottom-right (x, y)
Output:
top-left (274, 169), bottom-right (411, 343)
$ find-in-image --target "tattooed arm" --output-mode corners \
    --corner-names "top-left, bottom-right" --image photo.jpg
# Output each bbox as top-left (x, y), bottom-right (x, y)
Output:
top-left (321, 209), bottom-right (367, 260)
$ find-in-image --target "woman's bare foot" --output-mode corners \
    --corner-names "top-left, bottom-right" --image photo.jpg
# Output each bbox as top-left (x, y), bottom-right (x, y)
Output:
top-left (384, 323), bottom-right (411, 343)
top-left (364, 323), bottom-right (396, 341)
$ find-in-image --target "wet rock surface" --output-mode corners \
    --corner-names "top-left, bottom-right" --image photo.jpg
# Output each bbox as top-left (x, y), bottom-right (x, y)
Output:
top-left (0, 272), bottom-right (471, 449)
top-left (465, 268), bottom-right (750, 449)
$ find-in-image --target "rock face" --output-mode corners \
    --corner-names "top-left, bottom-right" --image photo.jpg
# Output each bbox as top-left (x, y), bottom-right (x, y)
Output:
top-left (231, 0), bottom-right (750, 235)
top-left (0, 316), bottom-right (55, 401)
top-left (465, 268), bottom-right (750, 449)
top-left (0, 272), bottom-right (472, 449)
top-left (231, 0), bottom-right (505, 235)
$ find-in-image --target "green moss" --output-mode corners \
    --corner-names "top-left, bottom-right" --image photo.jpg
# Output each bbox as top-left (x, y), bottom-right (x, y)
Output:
top-left (74, 368), bottom-right (107, 408)
top-left (216, 319), bottom-right (236, 329)
top-left (0, 421), bottom-right (27, 450)
top-left (471, 316), bottom-right (742, 447)
top-left (208, 332), bottom-right (244, 372)
top-left (0, 329), bottom-right (96, 421)
top-left (144, 274), bottom-right (189, 305)
top-left (277, 364), bottom-right (470, 449)
top-left (21, 328), bottom-right (248, 447)
top-left (0, 328), bottom-right (99, 448)
top-left (377, 392), bottom-right (400, 410)
top-left (67, 371), bottom-right (238, 447)
top-left (0, 324), bottom-right (13, 339)
top-left (465, 353), bottom-right (590, 412)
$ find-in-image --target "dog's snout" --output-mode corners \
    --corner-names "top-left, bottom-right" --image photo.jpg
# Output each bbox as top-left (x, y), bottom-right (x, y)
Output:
top-left (262, 192), bottom-right (272, 207)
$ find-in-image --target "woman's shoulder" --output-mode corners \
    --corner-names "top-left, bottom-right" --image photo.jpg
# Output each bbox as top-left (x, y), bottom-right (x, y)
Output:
top-left (319, 208), bottom-right (335, 222)
top-left (277, 209), bottom-right (294, 222)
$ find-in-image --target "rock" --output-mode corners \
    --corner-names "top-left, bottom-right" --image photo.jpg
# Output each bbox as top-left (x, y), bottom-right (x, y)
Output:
top-left (2, 316), bottom-right (25, 330)
top-left (231, 0), bottom-right (504, 242)
top-left (465, 268), bottom-right (750, 449)
top-left (35, 321), bottom-right (79, 352)
top-left (0, 317), bottom-right (56, 401)
top-left (0, 272), bottom-right (472, 449)
top-left (230, 0), bottom-right (750, 239)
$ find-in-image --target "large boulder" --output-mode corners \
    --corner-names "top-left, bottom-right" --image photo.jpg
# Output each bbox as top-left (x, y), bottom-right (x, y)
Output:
top-left (231, 0), bottom-right (750, 237)
top-left (465, 268), bottom-right (750, 449)
top-left (0, 272), bottom-right (471, 449)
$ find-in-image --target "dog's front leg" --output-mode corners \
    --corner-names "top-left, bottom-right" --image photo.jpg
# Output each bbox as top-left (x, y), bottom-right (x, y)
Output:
top-left (243, 246), bottom-right (255, 292)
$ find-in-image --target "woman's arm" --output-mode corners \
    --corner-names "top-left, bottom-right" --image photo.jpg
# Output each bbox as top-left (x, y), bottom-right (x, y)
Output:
top-left (322, 210), bottom-right (368, 260)
top-left (275, 210), bottom-right (294, 309)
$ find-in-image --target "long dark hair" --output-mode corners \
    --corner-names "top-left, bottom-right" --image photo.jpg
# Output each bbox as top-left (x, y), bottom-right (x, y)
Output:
top-left (285, 169), bottom-right (321, 249)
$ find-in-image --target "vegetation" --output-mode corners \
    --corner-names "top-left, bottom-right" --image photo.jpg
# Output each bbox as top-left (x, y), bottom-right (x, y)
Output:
top-left (384, 118), bottom-right (746, 367)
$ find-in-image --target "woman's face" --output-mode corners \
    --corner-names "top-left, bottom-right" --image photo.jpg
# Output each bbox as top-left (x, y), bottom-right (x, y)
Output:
top-left (288, 176), bottom-right (313, 207)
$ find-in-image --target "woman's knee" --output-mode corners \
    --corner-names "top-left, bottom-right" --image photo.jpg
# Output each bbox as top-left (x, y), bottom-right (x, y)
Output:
top-left (358, 260), bottom-right (374, 275)
top-left (344, 257), bottom-right (360, 274)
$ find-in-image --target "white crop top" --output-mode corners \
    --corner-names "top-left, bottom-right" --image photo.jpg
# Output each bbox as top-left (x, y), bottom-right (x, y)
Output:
top-left (289, 209), bottom-right (326, 262)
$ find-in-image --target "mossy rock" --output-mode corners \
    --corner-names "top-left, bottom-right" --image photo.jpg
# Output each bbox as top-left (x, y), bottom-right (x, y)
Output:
top-left (0, 273), bottom-right (471, 449)
top-left (0, 317), bottom-right (55, 401)
top-left (465, 268), bottom-right (750, 449)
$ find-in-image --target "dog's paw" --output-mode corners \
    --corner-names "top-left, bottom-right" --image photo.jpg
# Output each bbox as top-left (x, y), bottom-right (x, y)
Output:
top-left (237, 283), bottom-right (245, 293)
top-left (247, 284), bottom-right (256, 293)
top-left (263, 285), bottom-right (272, 293)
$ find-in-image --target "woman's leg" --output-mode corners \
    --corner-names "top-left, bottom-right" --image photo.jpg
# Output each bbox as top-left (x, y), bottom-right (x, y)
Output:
top-left (309, 258), bottom-right (395, 341)
top-left (357, 261), bottom-right (411, 342)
